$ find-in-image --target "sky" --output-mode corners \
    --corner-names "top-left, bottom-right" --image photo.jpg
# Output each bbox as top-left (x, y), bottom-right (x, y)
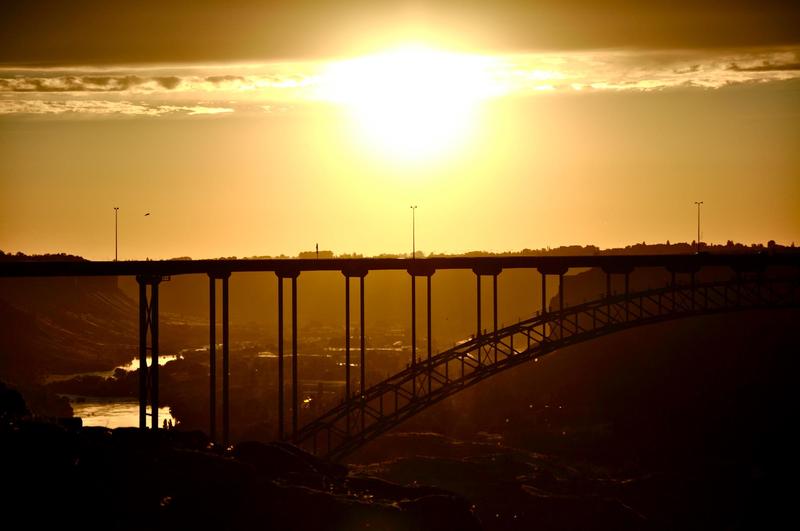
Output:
top-left (1, 1), bottom-right (798, 260)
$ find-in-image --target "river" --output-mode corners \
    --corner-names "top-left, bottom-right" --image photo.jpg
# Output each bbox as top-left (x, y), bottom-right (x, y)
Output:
top-left (55, 354), bottom-right (179, 429)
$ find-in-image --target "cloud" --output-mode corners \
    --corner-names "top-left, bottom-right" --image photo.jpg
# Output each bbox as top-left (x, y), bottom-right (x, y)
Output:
top-left (206, 75), bottom-right (245, 84)
top-left (155, 76), bottom-right (182, 89)
top-left (0, 100), bottom-right (234, 117)
top-left (0, 47), bottom-right (798, 117)
top-left (499, 48), bottom-right (800, 92)
top-left (727, 62), bottom-right (800, 72)
top-left (0, 69), bottom-right (317, 96)
top-left (0, 75), bottom-right (146, 92)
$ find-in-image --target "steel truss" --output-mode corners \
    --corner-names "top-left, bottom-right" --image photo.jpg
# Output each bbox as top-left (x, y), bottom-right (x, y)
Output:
top-left (293, 277), bottom-right (800, 461)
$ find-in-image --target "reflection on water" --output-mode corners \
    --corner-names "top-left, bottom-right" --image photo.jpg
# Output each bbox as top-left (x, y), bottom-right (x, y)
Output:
top-left (69, 396), bottom-right (174, 429)
top-left (115, 354), bottom-right (178, 372)
top-left (46, 354), bottom-right (179, 384)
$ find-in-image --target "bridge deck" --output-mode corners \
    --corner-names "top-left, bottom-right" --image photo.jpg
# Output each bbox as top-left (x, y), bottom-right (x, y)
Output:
top-left (1, 252), bottom-right (797, 277)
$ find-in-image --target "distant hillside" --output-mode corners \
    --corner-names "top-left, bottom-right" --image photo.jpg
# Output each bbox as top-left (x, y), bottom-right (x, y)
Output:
top-left (0, 276), bottom-right (139, 383)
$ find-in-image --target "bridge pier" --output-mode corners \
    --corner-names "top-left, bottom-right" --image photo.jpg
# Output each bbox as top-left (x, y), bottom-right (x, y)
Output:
top-left (473, 265), bottom-right (502, 361)
top-left (208, 275), bottom-right (216, 442)
top-left (624, 272), bottom-right (630, 321)
top-left (207, 272), bottom-right (231, 445)
top-left (222, 275), bottom-right (230, 446)
top-left (602, 265), bottom-right (634, 324)
top-left (476, 274), bottom-right (481, 338)
top-left (411, 274), bottom-right (416, 393)
top-left (559, 273), bottom-right (564, 339)
top-left (361, 275), bottom-right (366, 401)
top-left (137, 274), bottom-right (162, 431)
top-left (276, 269), bottom-right (300, 440)
top-left (493, 273), bottom-right (498, 362)
top-left (541, 272), bottom-right (547, 316)
top-left (538, 265), bottom-right (568, 340)
top-left (343, 267), bottom-right (368, 433)
top-left (427, 274), bottom-right (432, 395)
top-left (291, 276), bottom-right (298, 438)
top-left (345, 275), bottom-right (351, 401)
top-left (277, 275), bottom-right (284, 440)
top-left (408, 263), bottom-right (435, 396)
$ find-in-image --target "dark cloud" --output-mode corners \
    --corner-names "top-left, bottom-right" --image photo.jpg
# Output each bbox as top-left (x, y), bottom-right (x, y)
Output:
top-left (0, 75), bottom-right (188, 92)
top-left (1, 1), bottom-right (798, 66)
top-left (206, 75), bottom-right (246, 84)
top-left (673, 65), bottom-right (701, 75)
top-left (727, 62), bottom-right (800, 72)
top-left (155, 76), bottom-right (181, 89)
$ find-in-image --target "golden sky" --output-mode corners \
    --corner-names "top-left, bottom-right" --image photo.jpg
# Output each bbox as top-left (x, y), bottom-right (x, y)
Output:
top-left (1, 1), bottom-right (798, 259)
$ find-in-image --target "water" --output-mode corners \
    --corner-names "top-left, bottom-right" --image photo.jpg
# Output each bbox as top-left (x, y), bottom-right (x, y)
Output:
top-left (51, 354), bottom-right (179, 428)
top-left (46, 354), bottom-right (179, 384)
top-left (68, 396), bottom-right (175, 429)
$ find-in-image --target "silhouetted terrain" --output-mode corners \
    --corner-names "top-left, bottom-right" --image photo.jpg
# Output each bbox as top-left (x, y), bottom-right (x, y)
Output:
top-left (0, 383), bottom-right (480, 531)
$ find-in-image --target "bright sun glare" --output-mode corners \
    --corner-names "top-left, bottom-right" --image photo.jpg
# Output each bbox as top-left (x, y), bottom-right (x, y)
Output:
top-left (319, 44), bottom-right (503, 163)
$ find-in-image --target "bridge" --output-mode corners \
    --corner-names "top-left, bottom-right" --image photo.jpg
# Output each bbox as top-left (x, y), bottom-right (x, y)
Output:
top-left (2, 253), bottom-right (798, 458)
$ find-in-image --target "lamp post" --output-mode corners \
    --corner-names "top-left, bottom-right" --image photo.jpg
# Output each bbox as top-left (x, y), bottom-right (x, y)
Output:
top-left (694, 201), bottom-right (703, 253)
top-left (114, 207), bottom-right (119, 261)
top-left (410, 205), bottom-right (417, 259)
top-left (144, 212), bottom-right (151, 260)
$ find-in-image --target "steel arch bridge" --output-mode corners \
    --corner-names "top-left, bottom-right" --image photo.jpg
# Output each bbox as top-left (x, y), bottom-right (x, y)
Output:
top-left (3, 253), bottom-right (799, 452)
top-left (293, 276), bottom-right (800, 461)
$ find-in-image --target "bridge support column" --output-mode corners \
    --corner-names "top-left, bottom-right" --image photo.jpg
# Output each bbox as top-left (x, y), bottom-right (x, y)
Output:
top-left (408, 264), bottom-right (435, 396)
top-left (538, 265), bottom-right (567, 340)
top-left (345, 276), bottom-right (351, 402)
top-left (208, 275), bottom-right (216, 442)
top-left (343, 266), bottom-right (368, 433)
top-left (541, 273), bottom-right (547, 316)
top-left (277, 269), bottom-right (300, 440)
top-left (291, 275), bottom-right (298, 438)
top-left (138, 279), bottom-right (147, 428)
top-left (222, 274), bottom-right (230, 447)
top-left (476, 273), bottom-right (481, 338)
top-left (603, 265), bottom-right (634, 324)
top-left (473, 264), bottom-right (502, 354)
top-left (493, 274), bottom-right (498, 362)
top-left (558, 273), bottom-right (564, 339)
top-left (411, 274), bottom-right (416, 395)
top-left (541, 272), bottom-right (547, 340)
top-left (277, 276), bottom-right (284, 440)
top-left (427, 274), bottom-right (432, 395)
top-left (624, 272), bottom-right (630, 321)
top-left (208, 273), bottom-right (231, 444)
top-left (360, 275), bottom-right (366, 429)
top-left (137, 274), bottom-right (162, 431)
top-left (360, 277), bottom-right (365, 399)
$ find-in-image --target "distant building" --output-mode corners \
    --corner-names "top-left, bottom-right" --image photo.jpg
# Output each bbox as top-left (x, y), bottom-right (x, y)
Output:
top-left (298, 250), bottom-right (334, 259)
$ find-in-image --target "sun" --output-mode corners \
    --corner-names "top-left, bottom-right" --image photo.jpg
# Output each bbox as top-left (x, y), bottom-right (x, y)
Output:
top-left (319, 44), bottom-right (502, 163)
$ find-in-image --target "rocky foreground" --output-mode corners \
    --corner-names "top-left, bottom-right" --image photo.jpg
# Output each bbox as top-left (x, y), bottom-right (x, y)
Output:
top-left (1, 387), bottom-right (480, 531)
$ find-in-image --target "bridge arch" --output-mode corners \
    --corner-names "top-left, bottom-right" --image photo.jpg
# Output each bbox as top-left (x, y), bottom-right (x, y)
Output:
top-left (293, 276), bottom-right (800, 460)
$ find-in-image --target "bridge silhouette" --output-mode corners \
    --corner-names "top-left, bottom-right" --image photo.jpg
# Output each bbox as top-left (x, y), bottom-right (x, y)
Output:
top-left (2, 253), bottom-right (798, 458)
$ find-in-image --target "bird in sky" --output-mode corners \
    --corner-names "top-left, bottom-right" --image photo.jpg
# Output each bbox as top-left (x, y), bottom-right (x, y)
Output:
top-left (144, 212), bottom-right (150, 216)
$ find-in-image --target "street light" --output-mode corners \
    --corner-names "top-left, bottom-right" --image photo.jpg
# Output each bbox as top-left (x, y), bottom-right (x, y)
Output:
top-left (114, 207), bottom-right (119, 261)
top-left (694, 201), bottom-right (703, 253)
top-left (143, 212), bottom-right (152, 261)
top-left (410, 205), bottom-right (417, 259)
